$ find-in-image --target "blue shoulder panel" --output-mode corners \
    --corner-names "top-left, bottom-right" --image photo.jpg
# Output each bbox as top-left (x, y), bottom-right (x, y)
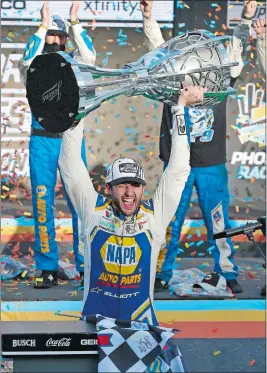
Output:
top-left (95, 194), bottom-right (112, 210)
top-left (80, 29), bottom-right (95, 53)
top-left (140, 198), bottom-right (154, 214)
top-left (23, 34), bottom-right (42, 62)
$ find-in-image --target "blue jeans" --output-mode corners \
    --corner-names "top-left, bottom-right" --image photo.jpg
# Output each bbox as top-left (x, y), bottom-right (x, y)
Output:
top-left (29, 134), bottom-right (87, 272)
top-left (157, 164), bottom-right (238, 282)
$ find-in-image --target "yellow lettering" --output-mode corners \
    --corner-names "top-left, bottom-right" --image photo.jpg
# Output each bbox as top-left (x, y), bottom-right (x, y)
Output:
top-left (98, 272), bottom-right (119, 284)
top-left (38, 225), bottom-right (49, 253)
top-left (112, 275), bottom-right (118, 283)
top-left (37, 199), bottom-right (46, 211)
top-left (39, 225), bottom-right (47, 233)
top-left (120, 274), bottom-right (141, 285)
top-left (38, 215), bottom-right (46, 223)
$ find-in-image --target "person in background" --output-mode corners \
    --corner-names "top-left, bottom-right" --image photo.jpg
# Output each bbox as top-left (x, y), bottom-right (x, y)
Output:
top-left (141, 0), bottom-right (258, 294)
top-left (253, 17), bottom-right (266, 297)
top-left (19, 0), bottom-right (96, 289)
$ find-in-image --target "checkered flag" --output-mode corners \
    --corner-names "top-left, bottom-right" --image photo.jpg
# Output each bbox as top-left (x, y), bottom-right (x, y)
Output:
top-left (95, 315), bottom-right (185, 372)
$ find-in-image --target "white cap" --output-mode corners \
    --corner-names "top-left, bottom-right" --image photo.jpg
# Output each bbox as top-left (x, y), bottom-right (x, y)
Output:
top-left (106, 158), bottom-right (146, 186)
top-left (47, 15), bottom-right (69, 37)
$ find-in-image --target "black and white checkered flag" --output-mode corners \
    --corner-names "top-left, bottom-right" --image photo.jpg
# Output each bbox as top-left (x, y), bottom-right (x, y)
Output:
top-left (95, 315), bottom-right (185, 372)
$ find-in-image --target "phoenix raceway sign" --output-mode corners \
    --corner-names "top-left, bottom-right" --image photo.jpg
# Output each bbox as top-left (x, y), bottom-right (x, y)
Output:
top-left (226, 39), bottom-right (266, 215)
top-left (1, 0), bottom-right (174, 27)
top-left (1, 44), bottom-right (30, 177)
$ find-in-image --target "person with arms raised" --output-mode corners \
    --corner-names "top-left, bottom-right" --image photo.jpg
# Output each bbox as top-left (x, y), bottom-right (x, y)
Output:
top-left (59, 86), bottom-right (206, 324)
top-left (19, 0), bottom-right (96, 288)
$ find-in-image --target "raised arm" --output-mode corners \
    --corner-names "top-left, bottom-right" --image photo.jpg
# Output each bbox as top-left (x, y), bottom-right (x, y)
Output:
top-left (69, 1), bottom-right (96, 65)
top-left (18, 1), bottom-right (49, 83)
top-left (58, 121), bottom-right (98, 233)
top-left (152, 87), bottom-right (206, 242)
top-left (140, 0), bottom-right (165, 50)
top-left (253, 18), bottom-right (266, 75)
top-left (227, 0), bottom-right (257, 78)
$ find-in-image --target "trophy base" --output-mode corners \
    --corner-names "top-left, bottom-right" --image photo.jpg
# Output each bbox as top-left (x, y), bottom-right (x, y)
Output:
top-left (26, 53), bottom-right (79, 133)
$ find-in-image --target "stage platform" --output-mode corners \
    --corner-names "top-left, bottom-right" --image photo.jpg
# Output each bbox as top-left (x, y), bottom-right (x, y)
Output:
top-left (2, 258), bottom-right (265, 302)
top-left (1, 257), bottom-right (266, 372)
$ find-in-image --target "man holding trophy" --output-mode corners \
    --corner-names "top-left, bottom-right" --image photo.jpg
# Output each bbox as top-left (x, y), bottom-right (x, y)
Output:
top-left (26, 2), bottom-right (239, 323)
top-left (141, 0), bottom-right (257, 294)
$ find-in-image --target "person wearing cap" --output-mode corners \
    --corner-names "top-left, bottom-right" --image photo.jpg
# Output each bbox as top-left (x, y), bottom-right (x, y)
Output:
top-left (141, 0), bottom-right (257, 294)
top-left (18, 0), bottom-right (96, 289)
top-left (59, 85), bottom-right (206, 324)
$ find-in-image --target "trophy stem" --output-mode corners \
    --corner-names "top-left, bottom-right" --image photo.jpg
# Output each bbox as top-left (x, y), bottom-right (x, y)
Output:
top-left (77, 86), bottom-right (133, 120)
top-left (83, 77), bottom-right (135, 89)
top-left (82, 62), bottom-right (238, 91)
top-left (82, 65), bottom-right (133, 78)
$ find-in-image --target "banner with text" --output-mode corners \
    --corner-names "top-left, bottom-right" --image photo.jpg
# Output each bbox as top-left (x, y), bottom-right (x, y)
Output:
top-left (1, 0), bottom-right (174, 27)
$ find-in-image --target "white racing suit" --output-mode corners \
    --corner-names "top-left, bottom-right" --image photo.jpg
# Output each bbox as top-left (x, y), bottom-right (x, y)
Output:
top-left (59, 106), bottom-right (190, 325)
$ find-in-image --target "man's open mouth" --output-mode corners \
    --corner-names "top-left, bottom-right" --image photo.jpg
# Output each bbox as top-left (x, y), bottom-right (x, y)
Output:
top-left (121, 198), bottom-right (135, 209)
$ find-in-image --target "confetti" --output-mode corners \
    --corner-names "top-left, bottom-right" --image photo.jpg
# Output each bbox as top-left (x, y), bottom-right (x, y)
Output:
top-left (213, 350), bottom-right (221, 356)
top-left (249, 360), bottom-right (256, 366)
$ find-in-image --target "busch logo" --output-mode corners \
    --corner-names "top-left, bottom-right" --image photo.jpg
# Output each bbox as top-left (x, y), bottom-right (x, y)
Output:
top-left (12, 339), bottom-right (36, 347)
top-left (42, 81), bottom-right (62, 103)
top-left (46, 338), bottom-right (71, 347)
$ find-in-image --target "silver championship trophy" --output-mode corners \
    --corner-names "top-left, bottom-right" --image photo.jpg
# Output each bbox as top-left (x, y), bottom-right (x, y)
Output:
top-left (26, 30), bottom-right (238, 133)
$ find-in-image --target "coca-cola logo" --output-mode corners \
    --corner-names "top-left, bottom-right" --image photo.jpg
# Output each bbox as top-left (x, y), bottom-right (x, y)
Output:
top-left (46, 338), bottom-right (71, 348)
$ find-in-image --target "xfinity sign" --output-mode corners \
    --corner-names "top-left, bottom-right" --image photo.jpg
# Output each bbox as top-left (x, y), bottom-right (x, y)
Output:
top-left (1, 0), bottom-right (174, 27)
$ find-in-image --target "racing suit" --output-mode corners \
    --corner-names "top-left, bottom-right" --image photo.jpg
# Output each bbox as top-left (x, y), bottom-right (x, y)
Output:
top-left (256, 32), bottom-right (266, 76)
top-left (19, 24), bottom-right (96, 272)
top-left (58, 106), bottom-right (190, 325)
top-left (143, 15), bottom-right (251, 282)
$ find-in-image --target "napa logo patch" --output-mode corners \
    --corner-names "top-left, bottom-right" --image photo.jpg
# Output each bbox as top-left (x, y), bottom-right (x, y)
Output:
top-left (100, 236), bottom-right (141, 275)
top-left (36, 185), bottom-right (47, 197)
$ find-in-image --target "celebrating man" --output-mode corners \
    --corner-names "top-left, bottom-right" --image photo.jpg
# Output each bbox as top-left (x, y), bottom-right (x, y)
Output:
top-left (19, 0), bottom-right (96, 288)
top-left (59, 86), bottom-right (206, 324)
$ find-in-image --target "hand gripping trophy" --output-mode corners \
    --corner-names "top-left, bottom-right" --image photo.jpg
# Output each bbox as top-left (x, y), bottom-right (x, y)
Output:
top-left (26, 30), bottom-right (238, 133)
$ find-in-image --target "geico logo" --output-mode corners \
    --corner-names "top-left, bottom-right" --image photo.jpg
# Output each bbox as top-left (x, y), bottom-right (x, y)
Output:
top-left (1, 0), bottom-right (26, 9)
top-left (81, 339), bottom-right (98, 346)
top-left (106, 244), bottom-right (137, 265)
top-left (99, 272), bottom-right (119, 284)
top-left (104, 291), bottom-right (140, 298)
top-left (12, 339), bottom-right (36, 347)
top-left (120, 274), bottom-right (141, 285)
